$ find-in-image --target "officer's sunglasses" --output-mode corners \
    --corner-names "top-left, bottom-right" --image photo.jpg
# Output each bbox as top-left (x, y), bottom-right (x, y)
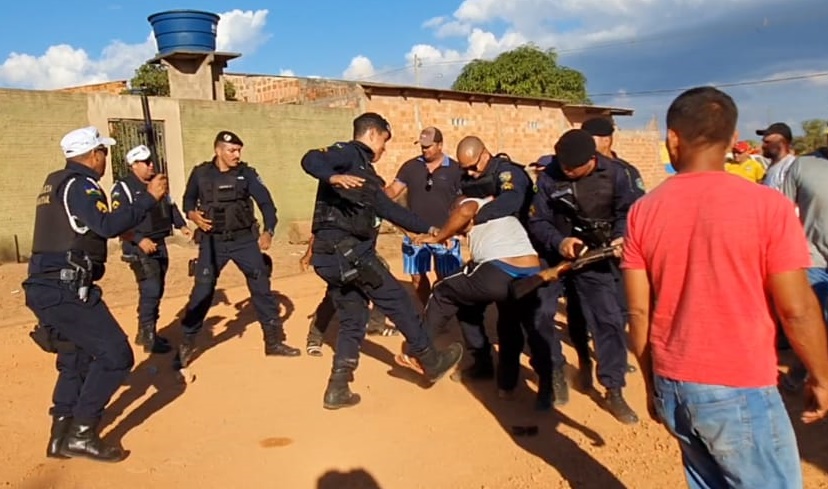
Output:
top-left (425, 174), bottom-right (433, 191)
top-left (463, 152), bottom-right (484, 173)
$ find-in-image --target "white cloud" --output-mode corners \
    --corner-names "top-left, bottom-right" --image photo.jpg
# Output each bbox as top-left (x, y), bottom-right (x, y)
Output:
top-left (343, 55), bottom-right (377, 80)
top-left (0, 9), bottom-right (270, 90)
top-left (279, 69), bottom-right (296, 77)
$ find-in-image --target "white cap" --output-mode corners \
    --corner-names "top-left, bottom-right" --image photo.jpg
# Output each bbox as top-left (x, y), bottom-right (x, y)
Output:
top-left (126, 144), bottom-right (152, 165)
top-left (60, 126), bottom-right (116, 158)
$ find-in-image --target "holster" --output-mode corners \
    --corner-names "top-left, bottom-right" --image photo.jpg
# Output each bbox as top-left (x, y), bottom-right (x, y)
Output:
top-left (28, 323), bottom-right (76, 354)
top-left (188, 258), bottom-right (197, 277)
top-left (122, 254), bottom-right (161, 282)
top-left (334, 239), bottom-right (384, 290)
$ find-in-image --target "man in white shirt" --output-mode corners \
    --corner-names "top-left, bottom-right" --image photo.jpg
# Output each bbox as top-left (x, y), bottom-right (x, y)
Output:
top-left (757, 122), bottom-right (796, 191)
top-left (401, 196), bottom-right (565, 410)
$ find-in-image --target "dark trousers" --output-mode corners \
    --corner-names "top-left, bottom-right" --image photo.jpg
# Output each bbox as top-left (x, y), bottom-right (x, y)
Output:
top-left (423, 262), bottom-right (562, 389)
top-left (312, 250), bottom-right (430, 370)
top-left (566, 261), bottom-right (628, 363)
top-left (125, 241), bottom-right (170, 326)
top-left (307, 291), bottom-right (387, 343)
top-left (569, 265), bottom-right (628, 389)
top-left (182, 234), bottom-right (282, 337)
top-left (22, 280), bottom-right (134, 423)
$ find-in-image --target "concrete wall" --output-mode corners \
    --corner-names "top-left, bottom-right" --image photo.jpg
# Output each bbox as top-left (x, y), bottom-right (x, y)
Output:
top-left (0, 89), bottom-right (90, 262)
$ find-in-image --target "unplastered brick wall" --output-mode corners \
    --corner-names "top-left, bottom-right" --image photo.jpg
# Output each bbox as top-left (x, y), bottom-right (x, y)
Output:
top-left (57, 80), bottom-right (129, 95)
top-left (224, 74), bottom-right (363, 107)
top-left (612, 131), bottom-right (668, 191)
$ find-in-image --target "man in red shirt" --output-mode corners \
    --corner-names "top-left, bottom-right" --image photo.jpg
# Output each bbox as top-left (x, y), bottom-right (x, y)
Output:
top-left (622, 86), bottom-right (828, 489)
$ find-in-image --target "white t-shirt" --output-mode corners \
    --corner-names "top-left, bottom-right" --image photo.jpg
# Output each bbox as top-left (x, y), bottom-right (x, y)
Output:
top-left (462, 197), bottom-right (537, 263)
top-left (763, 154), bottom-right (796, 192)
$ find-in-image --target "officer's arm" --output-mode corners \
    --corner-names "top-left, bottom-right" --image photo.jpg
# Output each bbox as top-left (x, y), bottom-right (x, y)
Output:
top-left (474, 167), bottom-right (529, 224)
top-left (300, 145), bottom-right (351, 182)
top-left (373, 189), bottom-right (431, 234)
top-left (68, 179), bottom-right (155, 239)
top-left (384, 161), bottom-right (410, 200)
top-left (245, 167), bottom-right (278, 234)
top-left (182, 167), bottom-right (200, 214)
top-left (170, 201), bottom-right (188, 229)
top-left (611, 169), bottom-right (637, 240)
top-left (527, 175), bottom-right (568, 253)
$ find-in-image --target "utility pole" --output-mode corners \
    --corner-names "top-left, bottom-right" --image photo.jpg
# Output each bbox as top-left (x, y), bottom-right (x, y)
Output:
top-left (414, 54), bottom-right (422, 87)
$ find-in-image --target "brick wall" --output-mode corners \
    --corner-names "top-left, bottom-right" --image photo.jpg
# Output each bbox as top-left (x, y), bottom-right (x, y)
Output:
top-left (0, 89), bottom-right (90, 261)
top-left (57, 80), bottom-right (128, 95)
top-left (224, 74), bottom-right (363, 107)
top-left (613, 131), bottom-right (666, 191)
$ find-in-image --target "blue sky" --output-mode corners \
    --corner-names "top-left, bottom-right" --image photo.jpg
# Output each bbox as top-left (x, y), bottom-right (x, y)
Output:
top-left (1, 0), bottom-right (826, 141)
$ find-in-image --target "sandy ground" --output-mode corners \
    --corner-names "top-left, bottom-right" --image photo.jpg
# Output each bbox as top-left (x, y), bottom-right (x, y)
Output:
top-left (1, 234), bottom-right (827, 489)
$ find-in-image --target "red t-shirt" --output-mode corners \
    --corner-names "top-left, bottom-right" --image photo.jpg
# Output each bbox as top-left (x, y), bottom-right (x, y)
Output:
top-left (621, 171), bottom-right (811, 387)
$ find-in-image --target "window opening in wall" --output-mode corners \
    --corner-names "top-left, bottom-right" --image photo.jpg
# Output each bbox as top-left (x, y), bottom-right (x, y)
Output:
top-left (527, 121), bottom-right (540, 130)
top-left (107, 119), bottom-right (167, 182)
top-left (451, 117), bottom-right (468, 127)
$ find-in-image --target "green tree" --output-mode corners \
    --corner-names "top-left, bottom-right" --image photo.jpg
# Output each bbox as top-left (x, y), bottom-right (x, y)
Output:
top-left (451, 44), bottom-right (590, 104)
top-left (124, 63), bottom-right (237, 100)
top-left (792, 119), bottom-right (827, 154)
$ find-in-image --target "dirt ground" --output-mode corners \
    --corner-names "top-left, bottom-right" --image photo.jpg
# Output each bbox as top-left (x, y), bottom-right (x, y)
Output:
top-left (1, 234), bottom-right (826, 489)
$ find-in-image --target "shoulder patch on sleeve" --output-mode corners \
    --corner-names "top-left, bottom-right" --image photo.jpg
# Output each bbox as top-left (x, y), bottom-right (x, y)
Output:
top-left (498, 171), bottom-right (512, 183)
top-left (96, 201), bottom-right (109, 213)
top-left (635, 177), bottom-right (646, 191)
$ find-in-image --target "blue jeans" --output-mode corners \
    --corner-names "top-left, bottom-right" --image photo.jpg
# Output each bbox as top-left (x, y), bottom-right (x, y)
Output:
top-left (653, 375), bottom-right (803, 489)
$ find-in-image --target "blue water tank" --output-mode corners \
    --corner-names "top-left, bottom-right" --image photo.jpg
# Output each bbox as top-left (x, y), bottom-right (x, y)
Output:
top-left (148, 10), bottom-right (220, 55)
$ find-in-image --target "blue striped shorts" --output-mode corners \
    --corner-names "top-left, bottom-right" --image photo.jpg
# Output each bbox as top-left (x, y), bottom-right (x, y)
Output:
top-left (401, 235), bottom-right (463, 277)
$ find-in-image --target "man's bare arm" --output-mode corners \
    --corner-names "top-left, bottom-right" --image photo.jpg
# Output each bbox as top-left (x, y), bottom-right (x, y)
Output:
top-left (624, 269), bottom-right (654, 391)
top-left (385, 181), bottom-right (406, 201)
top-left (430, 200), bottom-right (479, 242)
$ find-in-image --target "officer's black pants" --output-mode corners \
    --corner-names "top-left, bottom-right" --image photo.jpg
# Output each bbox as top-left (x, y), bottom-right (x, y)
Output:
top-left (569, 266), bottom-right (628, 390)
top-left (566, 261), bottom-right (629, 365)
top-left (182, 234), bottom-right (282, 338)
top-left (22, 280), bottom-right (134, 423)
top-left (127, 241), bottom-right (169, 327)
top-left (424, 262), bottom-right (561, 389)
top-left (312, 250), bottom-right (429, 370)
top-left (306, 290), bottom-right (386, 343)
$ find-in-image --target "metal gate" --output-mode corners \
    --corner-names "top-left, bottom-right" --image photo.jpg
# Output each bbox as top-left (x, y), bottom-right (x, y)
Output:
top-left (107, 119), bottom-right (167, 181)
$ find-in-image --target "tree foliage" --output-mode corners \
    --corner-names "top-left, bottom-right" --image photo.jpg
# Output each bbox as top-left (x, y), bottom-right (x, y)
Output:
top-left (124, 63), bottom-right (237, 101)
top-left (792, 119), bottom-right (827, 154)
top-left (451, 44), bottom-right (590, 104)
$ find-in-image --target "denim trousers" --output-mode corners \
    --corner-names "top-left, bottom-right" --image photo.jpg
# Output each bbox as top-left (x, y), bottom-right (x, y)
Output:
top-left (653, 375), bottom-right (803, 489)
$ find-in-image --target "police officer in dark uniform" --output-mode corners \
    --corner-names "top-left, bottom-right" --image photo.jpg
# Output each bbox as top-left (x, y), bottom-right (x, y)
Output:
top-left (528, 129), bottom-right (639, 424)
top-left (562, 118), bottom-right (646, 388)
top-left (23, 126), bottom-right (168, 462)
top-left (112, 144), bottom-right (192, 354)
top-left (178, 130), bottom-right (300, 366)
top-left (300, 112), bottom-right (463, 410)
top-left (446, 136), bottom-right (568, 405)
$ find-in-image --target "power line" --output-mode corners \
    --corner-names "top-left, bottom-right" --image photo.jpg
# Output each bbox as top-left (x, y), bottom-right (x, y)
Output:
top-left (588, 71), bottom-right (828, 100)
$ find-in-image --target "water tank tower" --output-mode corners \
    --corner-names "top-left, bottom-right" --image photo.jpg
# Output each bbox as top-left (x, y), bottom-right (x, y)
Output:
top-left (145, 10), bottom-right (240, 101)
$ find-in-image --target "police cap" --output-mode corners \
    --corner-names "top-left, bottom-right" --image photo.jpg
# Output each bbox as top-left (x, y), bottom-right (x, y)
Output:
top-left (581, 118), bottom-right (615, 137)
top-left (555, 129), bottom-right (597, 169)
top-left (214, 130), bottom-right (244, 147)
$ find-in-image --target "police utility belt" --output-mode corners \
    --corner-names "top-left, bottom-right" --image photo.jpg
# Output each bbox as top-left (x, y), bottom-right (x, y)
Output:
top-left (313, 237), bottom-right (384, 289)
top-left (31, 251), bottom-right (94, 302)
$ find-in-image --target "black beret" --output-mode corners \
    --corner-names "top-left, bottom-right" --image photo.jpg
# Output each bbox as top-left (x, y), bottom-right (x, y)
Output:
top-left (555, 129), bottom-right (597, 169)
top-left (214, 130), bottom-right (244, 146)
top-left (581, 118), bottom-right (614, 137)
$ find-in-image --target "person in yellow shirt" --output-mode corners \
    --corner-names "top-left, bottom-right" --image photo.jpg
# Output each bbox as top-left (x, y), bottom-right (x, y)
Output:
top-left (726, 141), bottom-right (765, 183)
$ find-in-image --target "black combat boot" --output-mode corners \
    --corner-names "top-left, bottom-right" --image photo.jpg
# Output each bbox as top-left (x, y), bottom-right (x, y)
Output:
top-left (451, 349), bottom-right (495, 382)
top-left (46, 415), bottom-right (72, 459)
top-left (414, 343), bottom-right (464, 383)
top-left (134, 322), bottom-right (171, 354)
top-left (323, 367), bottom-right (361, 410)
top-left (176, 334), bottom-right (197, 369)
top-left (605, 388), bottom-right (639, 425)
top-left (552, 366), bottom-right (569, 407)
top-left (59, 420), bottom-right (125, 462)
top-left (262, 321), bottom-right (300, 357)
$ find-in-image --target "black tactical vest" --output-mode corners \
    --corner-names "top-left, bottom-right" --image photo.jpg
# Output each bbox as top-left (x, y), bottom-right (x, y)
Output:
top-left (196, 162), bottom-right (255, 233)
top-left (117, 174), bottom-right (172, 240)
top-left (31, 169), bottom-right (108, 263)
top-left (311, 147), bottom-right (385, 240)
top-left (547, 160), bottom-right (616, 248)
